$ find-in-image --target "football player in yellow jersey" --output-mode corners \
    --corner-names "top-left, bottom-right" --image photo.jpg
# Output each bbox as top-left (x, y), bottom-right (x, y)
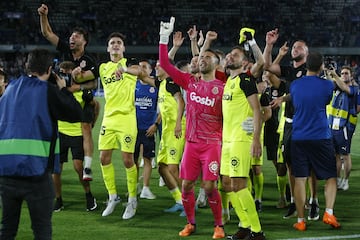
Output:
top-left (98, 32), bottom-right (139, 220)
top-left (220, 31), bottom-right (266, 239)
top-left (53, 61), bottom-right (97, 212)
top-left (138, 60), bottom-right (186, 216)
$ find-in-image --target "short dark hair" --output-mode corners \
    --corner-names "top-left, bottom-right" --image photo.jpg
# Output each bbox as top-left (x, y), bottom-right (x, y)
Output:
top-left (59, 61), bottom-right (76, 71)
top-left (231, 46), bottom-right (249, 61)
top-left (306, 52), bottom-right (323, 72)
top-left (72, 27), bottom-right (89, 46)
top-left (204, 49), bottom-right (220, 64)
top-left (107, 32), bottom-right (126, 44)
top-left (175, 60), bottom-right (189, 70)
top-left (26, 49), bottom-right (54, 75)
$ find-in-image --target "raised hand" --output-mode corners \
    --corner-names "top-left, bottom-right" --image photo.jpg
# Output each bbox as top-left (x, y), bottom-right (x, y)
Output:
top-left (172, 31), bottom-right (184, 48)
top-left (159, 17), bottom-right (175, 44)
top-left (266, 28), bottom-right (279, 45)
top-left (187, 25), bottom-right (198, 40)
top-left (279, 41), bottom-right (289, 56)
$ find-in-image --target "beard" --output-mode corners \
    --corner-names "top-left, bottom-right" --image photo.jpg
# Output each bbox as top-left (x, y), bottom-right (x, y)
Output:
top-left (291, 54), bottom-right (304, 62)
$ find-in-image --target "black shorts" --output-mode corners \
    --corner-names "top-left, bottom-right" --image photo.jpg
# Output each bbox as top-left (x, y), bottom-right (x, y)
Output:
top-left (264, 124), bottom-right (279, 161)
top-left (291, 139), bottom-right (336, 180)
top-left (59, 132), bottom-right (84, 163)
top-left (82, 101), bottom-right (95, 123)
top-left (282, 122), bottom-right (292, 165)
top-left (134, 129), bottom-right (156, 163)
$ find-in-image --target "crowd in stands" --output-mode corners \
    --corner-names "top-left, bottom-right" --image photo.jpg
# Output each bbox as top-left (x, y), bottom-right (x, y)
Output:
top-left (1, 0), bottom-right (360, 79)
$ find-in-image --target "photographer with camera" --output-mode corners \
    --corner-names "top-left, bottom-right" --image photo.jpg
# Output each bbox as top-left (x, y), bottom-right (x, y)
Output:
top-left (0, 48), bottom-right (83, 239)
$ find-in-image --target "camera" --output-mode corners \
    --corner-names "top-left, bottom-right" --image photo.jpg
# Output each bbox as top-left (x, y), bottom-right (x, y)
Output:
top-left (325, 57), bottom-right (336, 70)
top-left (58, 72), bottom-right (72, 87)
top-left (48, 71), bottom-right (72, 87)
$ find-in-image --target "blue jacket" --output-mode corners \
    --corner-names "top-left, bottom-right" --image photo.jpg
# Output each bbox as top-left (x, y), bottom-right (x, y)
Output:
top-left (0, 75), bottom-right (82, 177)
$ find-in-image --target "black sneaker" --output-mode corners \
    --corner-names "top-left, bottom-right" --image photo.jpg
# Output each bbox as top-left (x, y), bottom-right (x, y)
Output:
top-left (227, 227), bottom-right (251, 240)
top-left (307, 202), bottom-right (320, 221)
top-left (247, 231), bottom-right (266, 240)
top-left (283, 202), bottom-right (297, 219)
top-left (255, 200), bottom-right (262, 212)
top-left (54, 197), bottom-right (64, 212)
top-left (86, 192), bottom-right (97, 211)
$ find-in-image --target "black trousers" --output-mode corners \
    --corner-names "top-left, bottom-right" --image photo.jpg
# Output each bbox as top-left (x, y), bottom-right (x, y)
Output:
top-left (0, 172), bottom-right (54, 240)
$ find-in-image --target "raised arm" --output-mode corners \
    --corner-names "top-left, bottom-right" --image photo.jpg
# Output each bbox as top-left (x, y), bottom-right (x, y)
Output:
top-left (168, 31), bottom-right (185, 61)
top-left (37, 4), bottom-right (59, 46)
top-left (242, 31), bottom-right (264, 78)
top-left (263, 28), bottom-right (281, 77)
top-left (324, 68), bottom-right (351, 94)
top-left (187, 25), bottom-right (200, 57)
top-left (159, 17), bottom-right (191, 89)
top-left (198, 31), bottom-right (217, 59)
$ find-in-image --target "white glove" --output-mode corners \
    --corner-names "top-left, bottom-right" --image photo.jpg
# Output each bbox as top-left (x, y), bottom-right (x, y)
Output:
top-left (159, 16), bottom-right (175, 44)
top-left (241, 117), bottom-right (254, 134)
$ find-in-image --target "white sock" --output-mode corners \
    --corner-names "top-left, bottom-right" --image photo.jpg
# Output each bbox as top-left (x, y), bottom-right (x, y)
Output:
top-left (109, 194), bottom-right (117, 201)
top-left (84, 156), bottom-right (92, 169)
top-left (326, 208), bottom-right (333, 215)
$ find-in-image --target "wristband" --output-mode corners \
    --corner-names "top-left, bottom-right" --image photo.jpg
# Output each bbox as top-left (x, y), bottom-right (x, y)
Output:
top-left (154, 122), bottom-right (159, 127)
top-left (248, 39), bottom-right (256, 46)
top-left (159, 35), bottom-right (170, 44)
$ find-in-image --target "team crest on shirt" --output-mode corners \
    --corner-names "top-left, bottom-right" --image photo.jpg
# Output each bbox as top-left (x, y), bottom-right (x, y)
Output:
top-left (231, 157), bottom-right (239, 168)
top-left (80, 60), bottom-right (86, 69)
top-left (212, 87), bottom-right (219, 95)
top-left (169, 148), bottom-right (177, 156)
top-left (124, 135), bottom-right (132, 144)
top-left (296, 71), bottom-right (303, 78)
top-left (272, 89), bottom-right (278, 97)
top-left (208, 161), bottom-right (219, 176)
top-left (149, 87), bottom-right (156, 93)
top-left (230, 83), bottom-right (235, 89)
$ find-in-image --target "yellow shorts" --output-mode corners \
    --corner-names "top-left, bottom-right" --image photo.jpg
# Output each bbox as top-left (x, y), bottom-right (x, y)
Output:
top-left (98, 118), bottom-right (137, 153)
top-left (220, 141), bottom-right (252, 178)
top-left (157, 120), bottom-right (185, 165)
top-left (251, 152), bottom-right (263, 166)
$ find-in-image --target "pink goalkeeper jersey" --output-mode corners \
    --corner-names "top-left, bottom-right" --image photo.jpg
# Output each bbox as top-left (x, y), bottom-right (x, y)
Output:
top-left (159, 44), bottom-right (224, 144)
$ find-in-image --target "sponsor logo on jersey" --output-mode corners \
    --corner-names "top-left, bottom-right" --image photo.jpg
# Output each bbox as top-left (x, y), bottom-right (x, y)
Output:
top-left (222, 93), bottom-right (232, 101)
top-left (103, 73), bottom-right (122, 85)
top-left (189, 92), bottom-right (215, 107)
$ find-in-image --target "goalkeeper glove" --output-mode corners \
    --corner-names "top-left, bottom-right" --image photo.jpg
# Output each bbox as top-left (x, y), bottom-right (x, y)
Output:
top-left (159, 17), bottom-right (175, 44)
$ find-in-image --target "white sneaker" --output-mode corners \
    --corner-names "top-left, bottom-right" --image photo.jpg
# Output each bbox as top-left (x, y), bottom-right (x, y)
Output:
top-left (151, 158), bottom-right (156, 168)
top-left (83, 168), bottom-right (93, 181)
top-left (139, 158), bottom-right (144, 168)
top-left (341, 180), bottom-right (349, 191)
top-left (159, 176), bottom-right (165, 187)
top-left (140, 187), bottom-right (156, 200)
top-left (102, 196), bottom-right (121, 217)
top-left (196, 192), bottom-right (207, 208)
top-left (122, 199), bottom-right (137, 219)
top-left (337, 178), bottom-right (343, 189)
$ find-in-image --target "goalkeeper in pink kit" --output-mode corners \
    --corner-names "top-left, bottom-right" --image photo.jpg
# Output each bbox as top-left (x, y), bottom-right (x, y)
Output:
top-left (159, 17), bottom-right (225, 239)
